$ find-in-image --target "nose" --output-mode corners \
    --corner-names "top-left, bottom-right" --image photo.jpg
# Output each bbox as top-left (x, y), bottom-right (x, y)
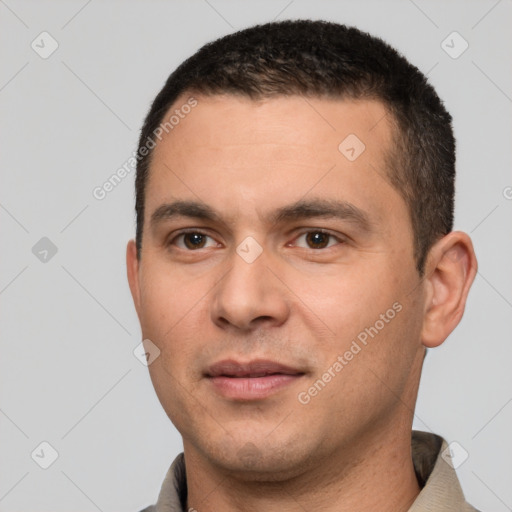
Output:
top-left (210, 241), bottom-right (290, 331)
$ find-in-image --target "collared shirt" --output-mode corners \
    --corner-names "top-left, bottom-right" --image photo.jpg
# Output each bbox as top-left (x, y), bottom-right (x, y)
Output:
top-left (140, 430), bottom-right (480, 512)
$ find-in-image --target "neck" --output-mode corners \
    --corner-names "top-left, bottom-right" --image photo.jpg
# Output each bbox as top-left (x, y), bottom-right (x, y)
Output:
top-left (184, 421), bottom-right (420, 512)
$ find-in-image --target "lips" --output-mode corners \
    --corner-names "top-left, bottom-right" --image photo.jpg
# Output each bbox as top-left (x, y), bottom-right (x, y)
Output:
top-left (207, 360), bottom-right (303, 378)
top-left (205, 359), bottom-right (305, 400)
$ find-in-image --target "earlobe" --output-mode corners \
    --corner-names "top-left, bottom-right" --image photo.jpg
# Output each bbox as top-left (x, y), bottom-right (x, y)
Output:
top-left (420, 231), bottom-right (478, 348)
top-left (126, 239), bottom-right (141, 319)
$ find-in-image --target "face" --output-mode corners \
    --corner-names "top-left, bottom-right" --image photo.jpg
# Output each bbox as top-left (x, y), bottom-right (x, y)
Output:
top-left (127, 94), bottom-right (428, 480)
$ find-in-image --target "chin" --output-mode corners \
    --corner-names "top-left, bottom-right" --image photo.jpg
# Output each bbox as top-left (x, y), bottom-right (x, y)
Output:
top-left (202, 434), bottom-right (315, 482)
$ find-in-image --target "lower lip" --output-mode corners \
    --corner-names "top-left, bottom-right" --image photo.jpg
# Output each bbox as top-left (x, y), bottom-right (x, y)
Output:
top-left (208, 374), bottom-right (303, 400)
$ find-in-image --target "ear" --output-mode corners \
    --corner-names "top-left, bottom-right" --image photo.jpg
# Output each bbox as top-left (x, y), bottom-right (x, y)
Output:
top-left (126, 239), bottom-right (142, 320)
top-left (421, 231), bottom-right (478, 348)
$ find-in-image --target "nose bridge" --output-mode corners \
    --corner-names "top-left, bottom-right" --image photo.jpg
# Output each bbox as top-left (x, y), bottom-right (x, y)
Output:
top-left (211, 236), bottom-right (289, 330)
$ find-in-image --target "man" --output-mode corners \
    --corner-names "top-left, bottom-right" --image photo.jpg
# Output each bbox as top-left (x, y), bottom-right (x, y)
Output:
top-left (126, 19), bottom-right (479, 512)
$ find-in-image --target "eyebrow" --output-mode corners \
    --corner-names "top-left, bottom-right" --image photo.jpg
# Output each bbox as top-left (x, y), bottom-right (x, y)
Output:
top-left (150, 198), bottom-right (372, 231)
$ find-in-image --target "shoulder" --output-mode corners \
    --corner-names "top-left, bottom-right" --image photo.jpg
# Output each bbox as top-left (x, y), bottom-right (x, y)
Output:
top-left (135, 453), bottom-right (187, 512)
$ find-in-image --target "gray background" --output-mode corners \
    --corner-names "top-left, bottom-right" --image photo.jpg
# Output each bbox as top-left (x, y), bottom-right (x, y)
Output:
top-left (1, 0), bottom-right (511, 510)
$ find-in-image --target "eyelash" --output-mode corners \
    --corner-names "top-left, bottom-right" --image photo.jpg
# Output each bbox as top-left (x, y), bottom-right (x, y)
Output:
top-left (168, 229), bottom-right (345, 251)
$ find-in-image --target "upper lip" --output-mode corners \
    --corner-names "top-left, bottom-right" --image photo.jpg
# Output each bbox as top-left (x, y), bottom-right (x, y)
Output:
top-left (206, 359), bottom-right (304, 378)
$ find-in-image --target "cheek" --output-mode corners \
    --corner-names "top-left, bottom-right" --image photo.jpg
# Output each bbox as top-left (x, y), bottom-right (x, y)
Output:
top-left (303, 267), bottom-right (396, 339)
top-left (301, 262), bottom-right (419, 393)
top-left (139, 266), bottom-right (212, 371)
top-left (302, 302), bottom-right (420, 425)
top-left (139, 264), bottom-right (194, 330)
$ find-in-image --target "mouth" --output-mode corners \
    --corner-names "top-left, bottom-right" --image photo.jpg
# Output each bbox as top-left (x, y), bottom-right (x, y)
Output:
top-left (205, 359), bottom-right (306, 401)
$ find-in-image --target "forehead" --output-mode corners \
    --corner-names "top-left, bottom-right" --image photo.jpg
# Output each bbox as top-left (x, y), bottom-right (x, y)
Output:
top-left (155, 93), bottom-right (392, 151)
top-left (146, 94), bottom-right (404, 227)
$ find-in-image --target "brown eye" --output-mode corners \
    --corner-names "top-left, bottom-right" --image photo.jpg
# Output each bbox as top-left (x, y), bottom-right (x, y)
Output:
top-left (305, 231), bottom-right (331, 249)
top-left (171, 231), bottom-right (217, 250)
top-left (183, 233), bottom-right (207, 249)
top-left (292, 230), bottom-right (341, 250)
